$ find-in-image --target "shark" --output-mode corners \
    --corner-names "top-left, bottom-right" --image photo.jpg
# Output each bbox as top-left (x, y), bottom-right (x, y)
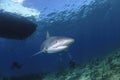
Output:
top-left (32, 31), bottom-right (74, 56)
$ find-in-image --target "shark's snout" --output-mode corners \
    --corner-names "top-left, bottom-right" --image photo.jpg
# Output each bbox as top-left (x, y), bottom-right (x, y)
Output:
top-left (68, 38), bottom-right (74, 43)
top-left (63, 38), bottom-right (74, 46)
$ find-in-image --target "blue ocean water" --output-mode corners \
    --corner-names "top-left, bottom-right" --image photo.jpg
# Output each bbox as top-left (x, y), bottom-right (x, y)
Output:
top-left (0, 0), bottom-right (120, 77)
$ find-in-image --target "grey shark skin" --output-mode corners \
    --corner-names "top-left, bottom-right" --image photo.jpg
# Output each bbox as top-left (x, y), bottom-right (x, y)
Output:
top-left (32, 32), bottom-right (74, 56)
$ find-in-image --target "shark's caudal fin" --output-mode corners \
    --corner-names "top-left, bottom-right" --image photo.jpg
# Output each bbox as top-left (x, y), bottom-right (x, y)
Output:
top-left (31, 51), bottom-right (42, 57)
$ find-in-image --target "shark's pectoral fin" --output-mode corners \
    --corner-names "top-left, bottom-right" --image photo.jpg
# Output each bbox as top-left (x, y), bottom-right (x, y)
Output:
top-left (31, 51), bottom-right (42, 57)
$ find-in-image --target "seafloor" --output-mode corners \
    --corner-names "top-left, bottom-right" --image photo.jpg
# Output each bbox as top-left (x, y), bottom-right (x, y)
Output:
top-left (2, 48), bottom-right (120, 80)
top-left (42, 48), bottom-right (120, 80)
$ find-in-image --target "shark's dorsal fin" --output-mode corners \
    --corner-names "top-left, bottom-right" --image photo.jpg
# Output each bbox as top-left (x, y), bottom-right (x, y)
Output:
top-left (46, 31), bottom-right (50, 39)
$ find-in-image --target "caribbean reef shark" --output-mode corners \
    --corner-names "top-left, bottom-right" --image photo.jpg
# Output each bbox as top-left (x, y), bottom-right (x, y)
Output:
top-left (32, 31), bottom-right (74, 56)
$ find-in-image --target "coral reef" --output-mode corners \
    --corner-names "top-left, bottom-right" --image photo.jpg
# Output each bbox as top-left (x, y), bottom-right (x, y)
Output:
top-left (1, 48), bottom-right (120, 80)
top-left (42, 48), bottom-right (120, 80)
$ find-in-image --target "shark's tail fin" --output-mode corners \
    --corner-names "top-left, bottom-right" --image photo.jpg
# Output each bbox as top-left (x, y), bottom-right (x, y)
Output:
top-left (31, 51), bottom-right (42, 57)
